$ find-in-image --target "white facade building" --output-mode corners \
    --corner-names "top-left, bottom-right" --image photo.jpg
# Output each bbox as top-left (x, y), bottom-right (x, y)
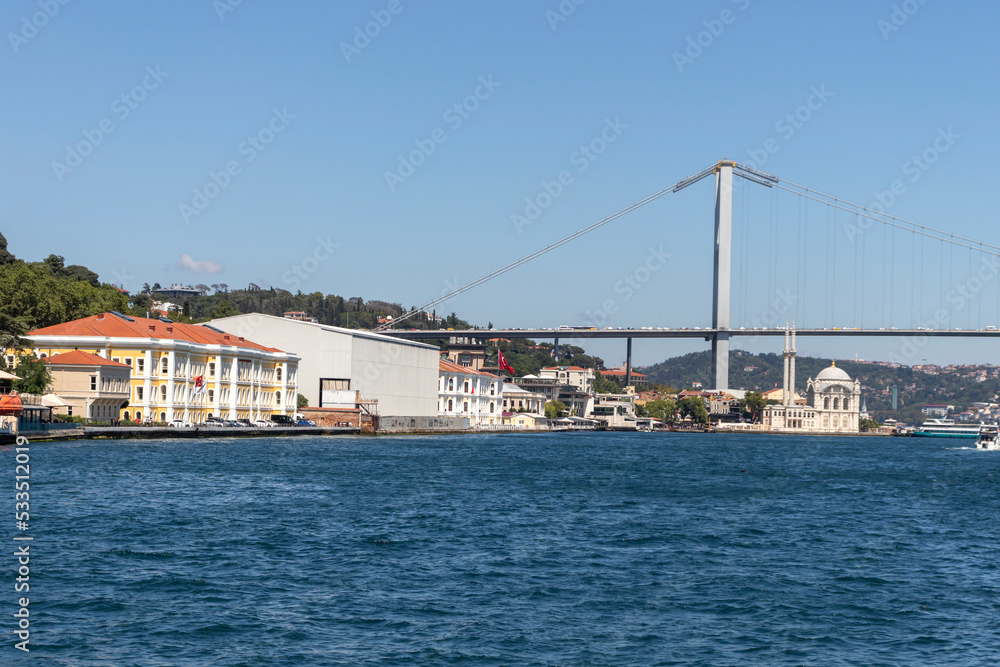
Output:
top-left (501, 383), bottom-right (547, 414)
top-left (208, 314), bottom-right (440, 417)
top-left (763, 323), bottom-right (861, 433)
top-left (438, 359), bottom-right (501, 426)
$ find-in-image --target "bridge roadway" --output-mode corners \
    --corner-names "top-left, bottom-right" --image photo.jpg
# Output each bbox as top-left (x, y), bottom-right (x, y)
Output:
top-left (382, 327), bottom-right (1000, 340)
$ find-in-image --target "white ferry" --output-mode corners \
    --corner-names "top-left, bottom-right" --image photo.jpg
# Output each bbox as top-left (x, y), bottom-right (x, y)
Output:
top-left (912, 418), bottom-right (980, 439)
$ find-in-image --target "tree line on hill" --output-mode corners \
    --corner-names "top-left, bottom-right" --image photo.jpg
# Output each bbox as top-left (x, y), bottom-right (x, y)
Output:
top-left (643, 348), bottom-right (1000, 425)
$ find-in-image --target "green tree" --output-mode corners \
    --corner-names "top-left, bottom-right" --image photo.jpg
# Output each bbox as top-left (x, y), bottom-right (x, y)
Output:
top-left (0, 232), bottom-right (15, 265)
top-left (210, 300), bottom-right (240, 319)
top-left (297, 393), bottom-right (309, 408)
top-left (739, 391), bottom-right (767, 421)
top-left (545, 400), bottom-right (567, 419)
top-left (593, 371), bottom-right (623, 394)
top-left (12, 355), bottom-right (51, 395)
top-left (860, 417), bottom-right (880, 431)
top-left (643, 398), bottom-right (677, 422)
top-left (678, 396), bottom-right (709, 424)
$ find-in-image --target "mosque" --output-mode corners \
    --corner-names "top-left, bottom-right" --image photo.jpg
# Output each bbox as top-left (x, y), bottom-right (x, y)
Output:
top-left (762, 323), bottom-right (861, 433)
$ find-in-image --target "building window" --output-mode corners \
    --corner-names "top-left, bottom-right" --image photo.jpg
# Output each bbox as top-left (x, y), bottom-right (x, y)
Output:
top-left (123, 411), bottom-right (130, 421)
top-left (160, 412), bottom-right (166, 422)
top-left (209, 362), bottom-right (215, 377)
top-left (136, 387), bottom-right (144, 401)
top-left (161, 385), bottom-right (167, 401)
top-left (463, 401), bottom-right (469, 413)
top-left (489, 402), bottom-right (494, 413)
top-left (459, 353), bottom-right (472, 367)
top-left (208, 389), bottom-right (214, 402)
top-left (161, 357), bottom-right (169, 374)
top-left (137, 358), bottom-right (144, 373)
top-left (463, 381), bottom-right (469, 393)
top-left (276, 367), bottom-right (282, 382)
top-left (125, 358), bottom-right (132, 368)
top-left (90, 376), bottom-right (97, 391)
top-left (448, 378), bottom-right (454, 391)
top-left (276, 391), bottom-right (282, 405)
top-left (448, 399), bottom-right (453, 412)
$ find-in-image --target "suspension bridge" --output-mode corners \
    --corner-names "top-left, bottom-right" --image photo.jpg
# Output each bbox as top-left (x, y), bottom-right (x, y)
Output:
top-left (379, 160), bottom-right (1000, 390)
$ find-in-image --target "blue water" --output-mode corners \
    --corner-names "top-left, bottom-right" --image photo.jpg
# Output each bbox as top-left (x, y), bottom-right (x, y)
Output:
top-left (6, 433), bottom-right (1000, 665)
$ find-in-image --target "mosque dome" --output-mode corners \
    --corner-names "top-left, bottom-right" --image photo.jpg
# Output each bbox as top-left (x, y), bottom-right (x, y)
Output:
top-left (816, 361), bottom-right (852, 382)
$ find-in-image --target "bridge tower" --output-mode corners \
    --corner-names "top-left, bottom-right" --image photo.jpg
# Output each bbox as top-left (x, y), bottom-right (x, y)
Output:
top-left (711, 161), bottom-right (734, 390)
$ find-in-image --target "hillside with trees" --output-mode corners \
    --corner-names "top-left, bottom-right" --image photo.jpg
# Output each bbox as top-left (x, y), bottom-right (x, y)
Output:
top-left (643, 349), bottom-right (1000, 425)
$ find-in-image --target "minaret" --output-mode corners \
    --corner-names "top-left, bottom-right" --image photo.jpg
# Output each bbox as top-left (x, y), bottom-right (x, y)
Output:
top-left (789, 319), bottom-right (797, 406)
top-left (782, 321), bottom-right (790, 407)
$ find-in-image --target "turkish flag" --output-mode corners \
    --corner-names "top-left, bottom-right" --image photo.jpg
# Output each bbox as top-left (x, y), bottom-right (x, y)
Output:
top-left (498, 349), bottom-right (514, 374)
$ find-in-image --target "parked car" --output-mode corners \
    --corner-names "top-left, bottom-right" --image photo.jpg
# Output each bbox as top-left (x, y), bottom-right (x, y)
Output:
top-left (204, 417), bottom-right (225, 427)
top-left (270, 415), bottom-right (295, 426)
top-left (235, 419), bottom-right (252, 427)
top-left (253, 420), bottom-right (274, 428)
top-left (168, 419), bottom-right (192, 428)
top-left (296, 419), bottom-right (316, 427)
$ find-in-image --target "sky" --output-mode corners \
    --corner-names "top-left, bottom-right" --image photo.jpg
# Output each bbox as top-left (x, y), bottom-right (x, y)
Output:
top-left (3, 0), bottom-right (999, 369)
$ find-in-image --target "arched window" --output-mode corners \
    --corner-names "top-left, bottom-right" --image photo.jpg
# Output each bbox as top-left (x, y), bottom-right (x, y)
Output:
top-left (161, 385), bottom-right (167, 401)
top-left (489, 402), bottom-right (494, 413)
top-left (123, 411), bottom-right (130, 421)
top-left (447, 399), bottom-right (453, 411)
top-left (463, 381), bottom-right (469, 393)
top-left (276, 391), bottom-right (282, 405)
top-left (160, 412), bottom-right (166, 422)
top-left (833, 398), bottom-right (840, 410)
top-left (276, 367), bottom-right (282, 382)
top-left (843, 398), bottom-right (850, 411)
top-left (448, 378), bottom-right (455, 391)
top-left (463, 401), bottom-right (469, 413)
top-left (824, 397), bottom-right (830, 409)
top-left (161, 357), bottom-right (169, 374)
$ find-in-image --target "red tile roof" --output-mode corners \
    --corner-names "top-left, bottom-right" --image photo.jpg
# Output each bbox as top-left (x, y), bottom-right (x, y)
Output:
top-left (30, 313), bottom-right (285, 353)
top-left (44, 351), bottom-right (130, 368)
top-left (439, 359), bottom-right (499, 377)
top-left (598, 369), bottom-right (647, 378)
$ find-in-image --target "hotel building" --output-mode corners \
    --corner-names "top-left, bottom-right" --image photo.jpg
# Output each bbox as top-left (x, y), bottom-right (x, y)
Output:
top-left (25, 312), bottom-right (299, 423)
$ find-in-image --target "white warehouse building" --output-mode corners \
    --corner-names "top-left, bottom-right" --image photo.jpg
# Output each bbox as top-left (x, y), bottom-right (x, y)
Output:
top-left (208, 314), bottom-right (439, 417)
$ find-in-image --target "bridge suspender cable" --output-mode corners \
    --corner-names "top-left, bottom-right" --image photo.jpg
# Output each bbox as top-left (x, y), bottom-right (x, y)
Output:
top-left (374, 182), bottom-right (687, 331)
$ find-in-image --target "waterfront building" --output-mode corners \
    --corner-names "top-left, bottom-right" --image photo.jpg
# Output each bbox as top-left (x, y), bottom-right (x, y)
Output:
top-left (540, 366), bottom-right (595, 394)
top-left (921, 404), bottom-right (952, 417)
top-left (44, 351), bottom-right (131, 420)
top-left (763, 323), bottom-right (861, 433)
top-left (209, 313), bottom-right (438, 418)
top-left (26, 312), bottom-right (298, 423)
top-left (589, 393), bottom-right (637, 428)
top-left (503, 412), bottom-right (551, 429)
top-left (500, 383), bottom-right (546, 414)
top-left (438, 359), bottom-right (501, 426)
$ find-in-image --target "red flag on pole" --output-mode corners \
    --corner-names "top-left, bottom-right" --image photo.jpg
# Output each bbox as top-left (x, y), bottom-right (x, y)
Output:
top-left (497, 349), bottom-right (514, 375)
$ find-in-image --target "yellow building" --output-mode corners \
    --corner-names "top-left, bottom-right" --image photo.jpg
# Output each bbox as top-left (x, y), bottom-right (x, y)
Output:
top-left (24, 312), bottom-right (299, 424)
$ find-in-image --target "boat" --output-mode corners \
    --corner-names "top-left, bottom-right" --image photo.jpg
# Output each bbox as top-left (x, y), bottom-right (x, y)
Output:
top-left (911, 418), bottom-right (980, 439)
top-left (976, 423), bottom-right (1000, 450)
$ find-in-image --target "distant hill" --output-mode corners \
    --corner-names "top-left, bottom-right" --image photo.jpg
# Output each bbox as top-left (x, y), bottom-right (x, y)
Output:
top-left (642, 349), bottom-right (1000, 425)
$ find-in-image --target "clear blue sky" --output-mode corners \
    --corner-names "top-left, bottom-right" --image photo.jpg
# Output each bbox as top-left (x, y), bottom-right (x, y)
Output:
top-left (3, 0), bottom-right (999, 368)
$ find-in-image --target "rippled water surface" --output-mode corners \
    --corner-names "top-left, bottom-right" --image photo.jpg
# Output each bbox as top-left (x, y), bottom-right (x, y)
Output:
top-left (8, 433), bottom-right (1000, 665)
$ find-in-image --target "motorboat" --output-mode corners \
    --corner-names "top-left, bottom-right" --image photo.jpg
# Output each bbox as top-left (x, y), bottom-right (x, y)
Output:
top-left (976, 423), bottom-right (1000, 450)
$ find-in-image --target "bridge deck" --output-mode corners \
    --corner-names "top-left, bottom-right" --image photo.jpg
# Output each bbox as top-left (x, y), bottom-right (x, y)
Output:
top-left (382, 328), bottom-right (1000, 340)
